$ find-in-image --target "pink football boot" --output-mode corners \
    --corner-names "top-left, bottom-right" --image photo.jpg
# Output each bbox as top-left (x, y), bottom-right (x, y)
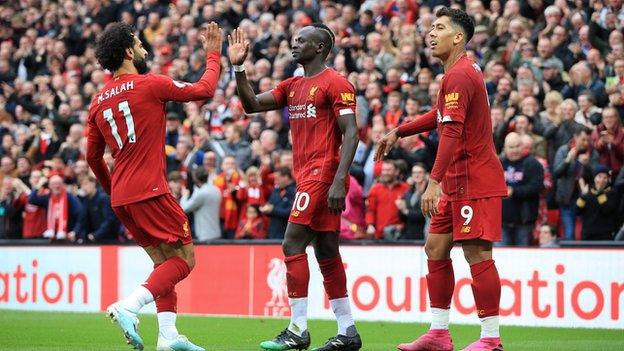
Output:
top-left (397, 329), bottom-right (454, 351)
top-left (461, 337), bottom-right (504, 351)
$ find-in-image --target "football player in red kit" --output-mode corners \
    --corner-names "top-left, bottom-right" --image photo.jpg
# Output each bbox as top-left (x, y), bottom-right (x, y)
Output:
top-left (87, 22), bottom-right (222, 351)
top-left (228, 26), bottom-right (361, 351)
top-left (375, 7), bottom-right (507, 351)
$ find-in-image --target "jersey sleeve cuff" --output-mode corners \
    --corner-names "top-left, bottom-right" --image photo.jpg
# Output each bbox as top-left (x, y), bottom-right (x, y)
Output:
top-left (206, 51), bottom-right (220, 62)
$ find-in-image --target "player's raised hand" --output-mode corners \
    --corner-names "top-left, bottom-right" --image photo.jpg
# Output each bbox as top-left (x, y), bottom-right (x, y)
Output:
top-left (227, 28), bottom-right (250, 66)
top-left (374, 128), bottom-right (399, 162)
top-left (421, 179), bottom-right (442, 218)
top-left (200, 22), bottom-right (223, 55)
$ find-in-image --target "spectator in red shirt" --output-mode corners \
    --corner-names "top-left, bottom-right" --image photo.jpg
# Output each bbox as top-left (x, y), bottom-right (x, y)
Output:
top-left (592, 107), bottom-right (624, 177)
top-left (214, 155), bottom-right (241, 239)
top-left (383, 0), bottom-right (418, 24)
top-left (381, 91), bottom-right (404, 129)
top-left (235, 204), bottom-right (267, 240)
top-left (22, 170), bottom-right (47, 239)
top-left (46, 154), bottom-right (68, 180)
top-left (236, 166), bottom-right (271, 220)
top-left (366, 160), bottom-right (409, 240)
top-left (28, 175), bottom-right (82, 241)
top-left (27, 118), bottom-right (61, 167)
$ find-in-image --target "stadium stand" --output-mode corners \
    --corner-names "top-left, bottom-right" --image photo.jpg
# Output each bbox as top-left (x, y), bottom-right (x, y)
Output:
top-left (0, 0), bottom-right (623, 246)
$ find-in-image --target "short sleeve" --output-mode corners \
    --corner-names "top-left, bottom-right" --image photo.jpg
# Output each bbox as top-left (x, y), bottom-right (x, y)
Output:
top-left (271, 78), bottom-right (293, 109)
top-left (439, 71), bottom-right (474, 125)
top-left (326, 74), bottom-right (357, 118)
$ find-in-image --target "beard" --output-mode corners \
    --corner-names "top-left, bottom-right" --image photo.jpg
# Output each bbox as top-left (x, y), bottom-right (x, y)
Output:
top-left (133, 54), bottom-right (148, 74)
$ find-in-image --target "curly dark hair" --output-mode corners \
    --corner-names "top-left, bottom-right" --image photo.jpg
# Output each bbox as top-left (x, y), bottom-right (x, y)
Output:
top-left (436, 7), bottom-right (475, 44)
top-left (95, 22), bottom-right (135, 72)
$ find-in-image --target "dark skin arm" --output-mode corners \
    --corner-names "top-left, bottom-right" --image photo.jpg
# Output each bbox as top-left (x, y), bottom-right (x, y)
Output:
top-left (229, 28), bottom-right (279, 113)
top-left (328, 114), bottom-right (359, 215)
top-left (234, 73), bottom-right (280, 113)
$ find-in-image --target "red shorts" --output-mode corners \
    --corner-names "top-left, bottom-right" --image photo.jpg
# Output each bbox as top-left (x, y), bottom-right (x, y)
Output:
top-left (288, 181), bottom-right (341, 232)
top-left (113, 193), bottom-right (192, 248)
top-left (428, 195), bottom-right (502, 242)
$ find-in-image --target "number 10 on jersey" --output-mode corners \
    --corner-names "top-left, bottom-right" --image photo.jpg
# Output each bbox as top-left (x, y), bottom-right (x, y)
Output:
top-left (103, 100), bottom-right (136, 149)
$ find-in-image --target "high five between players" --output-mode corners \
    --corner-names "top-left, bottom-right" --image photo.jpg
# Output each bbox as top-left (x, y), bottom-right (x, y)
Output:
top-left (90, 8), bottom-right (506, 351)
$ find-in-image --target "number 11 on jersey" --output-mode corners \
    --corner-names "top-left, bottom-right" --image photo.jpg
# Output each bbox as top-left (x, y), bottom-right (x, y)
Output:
top-left (103, 100), bottom-right (136, 149)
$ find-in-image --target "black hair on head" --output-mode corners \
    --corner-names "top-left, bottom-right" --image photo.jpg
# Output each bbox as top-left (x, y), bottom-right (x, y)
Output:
top-left (574, 126), bottom-right (591, 136)
top-left (95, 22), bottom-right (135, 72)
top-left (311, 22), bottom-right (335, 54)
top-left (435, 6), bottom-right (475, 43)
top-left (193, 167), bottom-right (209, 184)
top-left (276, 167), bottom-right (292, 178)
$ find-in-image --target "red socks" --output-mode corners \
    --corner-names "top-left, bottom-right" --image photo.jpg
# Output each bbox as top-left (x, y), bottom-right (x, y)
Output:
top-left (285, 254), bottom-right (347, 300)
top-left (143, 256), bottom-right (190, 300)
top-left (427, 258), bottom-right (500, 318)
top-left (427, 259), bottom-right (455, 309)
top-left (470, 259), bottom-right (501, 318)
top-left (318, 255), bottom-right (348, 299)
top-left (285, 253), bottom-right (310, 298)
top-left (153, 263), bottom-right (178, 313)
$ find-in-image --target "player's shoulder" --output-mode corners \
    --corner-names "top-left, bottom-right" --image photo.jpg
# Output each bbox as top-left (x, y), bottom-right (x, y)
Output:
top-left (325, 69), bottom-right (351, 83)
top-left (455, 57), bottom-right (483, 78)
top-left (133, 72), bottom-right (160, 85)
top-left (87, 93), bottom-right (99, 113)
top-left (325, 68), bottom-right (346, 79)
top-left (444, 59), bottom-right (481, 87)
top-left (323, 69), bottom-right (354, 90)
top-left (87, 86), bottom-right (107, 120)
top-left (281, 75), bottom-right (301, 84)
top-left (275, 75), bottom-right (301, 91)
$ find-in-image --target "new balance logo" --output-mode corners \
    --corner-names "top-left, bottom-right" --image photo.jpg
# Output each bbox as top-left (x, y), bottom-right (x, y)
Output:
top-left (285, 339), bottom-right (298, 347)
top-left (331, 339), bottom-right (345, 346)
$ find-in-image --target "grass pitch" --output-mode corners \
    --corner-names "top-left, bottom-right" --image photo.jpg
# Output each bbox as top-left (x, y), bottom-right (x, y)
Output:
top-left (0, 310), bottom-right (622, 350)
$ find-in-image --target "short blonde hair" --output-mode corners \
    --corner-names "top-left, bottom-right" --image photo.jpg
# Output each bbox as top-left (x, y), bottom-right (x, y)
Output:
top-left (245, 166), bottom-right (259, 177)
top-left (544, 91), bottom-right (563, 105)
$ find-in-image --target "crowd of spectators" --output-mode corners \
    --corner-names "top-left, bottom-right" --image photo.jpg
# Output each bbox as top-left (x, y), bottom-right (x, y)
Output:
top-left (1, 0), bottom-right (624, 246)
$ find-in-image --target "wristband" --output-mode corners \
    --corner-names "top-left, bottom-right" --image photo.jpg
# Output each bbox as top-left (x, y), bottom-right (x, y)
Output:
top-left (233, 64), bottom-right (245, 72)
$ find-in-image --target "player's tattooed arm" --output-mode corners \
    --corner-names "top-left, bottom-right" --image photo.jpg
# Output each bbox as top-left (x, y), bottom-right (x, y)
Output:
top-left (328, 112), bottom-right (359, 215)
top-left (228, 28), bottom-right (279, 113)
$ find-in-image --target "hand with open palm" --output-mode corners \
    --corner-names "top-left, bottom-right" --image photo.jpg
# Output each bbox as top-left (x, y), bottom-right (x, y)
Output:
top-left (228, 28), bottom-right (250, 66)
top-left (200, 22), bottom-right (222, 55)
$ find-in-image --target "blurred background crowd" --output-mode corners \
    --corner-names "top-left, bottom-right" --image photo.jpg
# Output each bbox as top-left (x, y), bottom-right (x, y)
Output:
top-left (0, 0), bottom-right (623, 247)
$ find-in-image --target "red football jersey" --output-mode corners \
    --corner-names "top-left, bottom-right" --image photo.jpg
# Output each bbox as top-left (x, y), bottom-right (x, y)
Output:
top-left (87, 52), bottom-right (220, 206)
top-left (271, 69), bottom-right (356, 184)
top-left (435, 55), bottom-right (507, 200)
